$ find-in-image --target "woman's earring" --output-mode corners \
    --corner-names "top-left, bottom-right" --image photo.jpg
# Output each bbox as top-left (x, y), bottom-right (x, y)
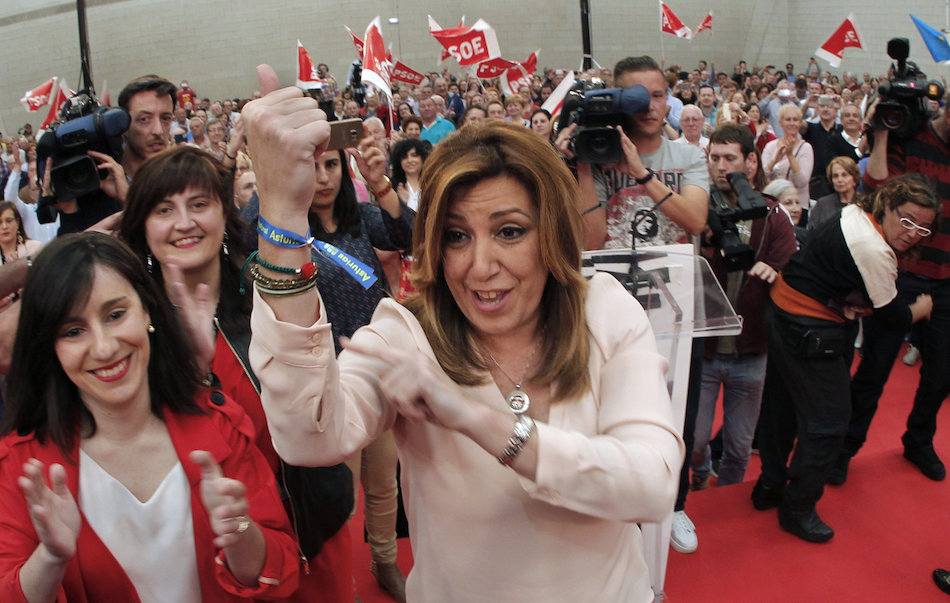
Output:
top-left (147, 321), bottom-right (155, 334)
top-left (222, 231), bottom-right (230, 258)
top-left (146, 250), bottom-right (154, 273)
top-left (16, 232), bottom-right (24, 246)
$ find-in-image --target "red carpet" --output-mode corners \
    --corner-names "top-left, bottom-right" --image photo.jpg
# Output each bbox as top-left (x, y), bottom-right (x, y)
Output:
top-left (350, 344), bottom-right (950, 602)
top-left (665, 344), bottom-right (950, 602)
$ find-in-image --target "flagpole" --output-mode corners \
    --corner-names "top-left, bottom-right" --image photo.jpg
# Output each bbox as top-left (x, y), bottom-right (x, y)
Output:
top-left (659, 3), bottom-right (666, 64)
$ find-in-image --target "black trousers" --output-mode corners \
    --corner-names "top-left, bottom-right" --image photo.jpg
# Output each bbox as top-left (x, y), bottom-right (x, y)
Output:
top-left (847, 271), bottom-right (950, 456)
top-left (758, 304), bottom-right (852, 512)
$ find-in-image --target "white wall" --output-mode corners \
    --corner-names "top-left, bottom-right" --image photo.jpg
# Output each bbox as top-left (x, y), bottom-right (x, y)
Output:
top-left (2, 1), bottom-right (949, 134)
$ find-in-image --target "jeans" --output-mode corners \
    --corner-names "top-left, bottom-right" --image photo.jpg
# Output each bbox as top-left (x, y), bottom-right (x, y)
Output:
top-left (675, 338), bottom-right (704, 512)
top-left (346, 430), bottom-right (400, 563)
top-left (847, 271), bottom-right (950, 456)
top-left (691, 353), bottom-right (768, 486)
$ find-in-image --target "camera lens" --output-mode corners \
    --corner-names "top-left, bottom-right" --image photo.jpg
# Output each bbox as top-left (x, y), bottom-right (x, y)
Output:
top-left (878, 106), bottom-right (905, 129)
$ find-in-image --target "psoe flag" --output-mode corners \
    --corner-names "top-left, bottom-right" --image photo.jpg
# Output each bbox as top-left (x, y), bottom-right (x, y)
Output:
top-left (815, 13), bottom-right (864, 68)
top-left (20, 77), bottom-right (56, 112)
top-left (660, 1), bottom-right (692, 39)
top-left (295, 41), bottom-right (320, 89)
top-left (910, 14), bottom-right (950, 64)
top-left (429, 17), bottom-right (501, 66)
top-left (695, 11), bottom-right (713, 36)
top-left (361, 17), bottom-right (393, 99)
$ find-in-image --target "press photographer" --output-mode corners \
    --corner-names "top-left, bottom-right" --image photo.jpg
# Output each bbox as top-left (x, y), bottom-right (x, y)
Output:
top-left (35, 75), bottom-right (176, 235)
top-left (841, 37), bottom-right (950, 485)
top-left (691, 124), bottom-right (795, 498)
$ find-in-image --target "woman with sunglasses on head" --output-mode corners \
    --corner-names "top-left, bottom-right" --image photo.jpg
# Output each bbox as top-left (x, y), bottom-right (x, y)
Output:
top-left (753, 174), bottom-right (939, 544)
top-left (0, 233), bottom-right (299, 601)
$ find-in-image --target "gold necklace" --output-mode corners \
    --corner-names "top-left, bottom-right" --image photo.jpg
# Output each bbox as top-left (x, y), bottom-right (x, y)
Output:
top-left (485, 339), bottom-right (542, 415)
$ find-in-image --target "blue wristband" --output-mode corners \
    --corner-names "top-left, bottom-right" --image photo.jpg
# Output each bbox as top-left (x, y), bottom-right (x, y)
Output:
top-left (257, 215), bottom-right (313, 248)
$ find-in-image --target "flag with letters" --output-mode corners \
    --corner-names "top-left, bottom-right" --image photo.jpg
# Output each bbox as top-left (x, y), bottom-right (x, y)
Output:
top-left (815, 14), bottom-right (864, 67)
top-left (660, 2), bottom-right (692, 39)
top-left (429, 16), bottom-right (501, 66)
top-left (361, 17), bottom-right (393, 99)
top-left (695, 11), bottom-right (713, 36)
top-left (20, 77), bottom-right (56, 112)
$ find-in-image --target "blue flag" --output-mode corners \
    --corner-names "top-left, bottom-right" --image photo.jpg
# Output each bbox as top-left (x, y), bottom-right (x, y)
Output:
top-left (910, 14), bottom-right (950, 64)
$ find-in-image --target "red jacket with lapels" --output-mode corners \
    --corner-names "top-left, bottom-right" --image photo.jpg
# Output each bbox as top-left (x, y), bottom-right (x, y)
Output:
top-left (0, 389), bottom-right (300, 602)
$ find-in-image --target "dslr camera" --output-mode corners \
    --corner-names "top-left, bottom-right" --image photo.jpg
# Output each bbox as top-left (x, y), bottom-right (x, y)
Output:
top-left (556, 80), bottom-right (650, 164)
top-left (705, 172), bottom-right (768, 272)
top-left (36, 93), bottom-right (129, 212)
top-left (872, 38), bottom-right (945, 139)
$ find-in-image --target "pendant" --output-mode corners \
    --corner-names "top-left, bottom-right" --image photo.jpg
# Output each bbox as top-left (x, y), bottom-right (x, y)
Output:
top-left (506, 387), bottom-right (530, 414)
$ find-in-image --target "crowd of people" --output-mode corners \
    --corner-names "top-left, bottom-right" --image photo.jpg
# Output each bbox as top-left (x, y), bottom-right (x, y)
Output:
top-left (0, 45), bottom-right (948, 600)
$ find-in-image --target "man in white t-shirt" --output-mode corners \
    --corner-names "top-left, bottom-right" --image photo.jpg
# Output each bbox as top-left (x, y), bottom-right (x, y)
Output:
top-left (673, 105), bottom-right (709, 151)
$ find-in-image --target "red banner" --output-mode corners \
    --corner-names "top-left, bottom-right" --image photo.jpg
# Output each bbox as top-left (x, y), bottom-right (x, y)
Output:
top-left (695, 11), bottom-right (713, 35)
top-left (392, 61), bottom-right (425, 85)
top-left (345, 26), bottom-right (365, 59)
top-left (20, 77), bottom-right (56, 112)
top-left (660, 1), bottom-right (692, 39)
top-left (295, 40), bottom-right (320, 88)
top-left (41, 79), bottom-right (69, 129)
top-left (429, 17), bottom-right (501, 66)
top-left (815, 13), bottom-right (864, 68)
top-left (361, 17), bottom-right (393, 98)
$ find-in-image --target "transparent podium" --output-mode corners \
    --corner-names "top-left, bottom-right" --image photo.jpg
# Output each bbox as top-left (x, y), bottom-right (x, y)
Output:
top-left (582, 244), bottom-right (741, 602)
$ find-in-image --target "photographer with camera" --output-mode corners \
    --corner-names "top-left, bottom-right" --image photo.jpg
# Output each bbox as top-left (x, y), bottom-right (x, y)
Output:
top-left (556, 54), bottom-right (707, 554)
top-left (35, 76), bottom-right (177, 235)
top-left (691, 124), bottom-right (796, 493)
top-left (837, 39), bottom-right (950, 485)
top-left (754, 174), bottom-right (937, 542)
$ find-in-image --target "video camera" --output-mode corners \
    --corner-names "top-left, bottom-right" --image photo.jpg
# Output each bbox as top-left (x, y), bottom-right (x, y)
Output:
top-left (556, 80), bottom-right (650, 164)
top-left (705, 172), bottom-right (768, 272)
top-left (36, 93), bottom-right (129, 215)
top-left (872, 38), bottom-right (945, 139)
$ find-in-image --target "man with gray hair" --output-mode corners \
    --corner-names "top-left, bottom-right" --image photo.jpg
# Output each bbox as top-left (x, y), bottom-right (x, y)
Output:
top-left (673, 105), bottom-right (709, 150)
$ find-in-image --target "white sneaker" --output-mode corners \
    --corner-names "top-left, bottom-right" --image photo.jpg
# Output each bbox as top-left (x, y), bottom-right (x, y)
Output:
top-left (903, 345), bottom-right (921, 366)
top-left (670, 510), bottom-right (698, 553)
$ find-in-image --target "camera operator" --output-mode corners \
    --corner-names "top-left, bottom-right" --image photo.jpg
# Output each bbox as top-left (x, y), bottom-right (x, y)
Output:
top-left (37, 76), bottom-right (176, 235)
top-left (691, 124), bottom-right (796, 493)
top-left (556, 55), bottom-right (708, 251)
top-left (556, 54), bottom-right (708, 554)
top-left (838, 47), bottom-right (950, 484)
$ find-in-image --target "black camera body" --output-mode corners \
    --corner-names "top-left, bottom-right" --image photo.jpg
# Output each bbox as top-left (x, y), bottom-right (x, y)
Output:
top-left (706, 172), bottom-right (769, 272)
top-left (557, 80), bottom-right (650, 164)
top-left (36, 93), bottom-right (129, 213)
top-left (872, 38), bottom-right (945, 139)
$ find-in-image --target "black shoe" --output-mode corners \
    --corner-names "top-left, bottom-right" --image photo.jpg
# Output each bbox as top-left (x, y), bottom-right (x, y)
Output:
top-left (751, 479), bottom-right (782, 511)
top-left (777, 507), bottom-right (834, 543)
top-left (370, 560), bottom-right (407, 603)
top-left (904, 446), bottom-right (947, 481)
top-left (827, 453), bottom-right (851, 485)
top-left (934, 569), bottom-right (950, 595)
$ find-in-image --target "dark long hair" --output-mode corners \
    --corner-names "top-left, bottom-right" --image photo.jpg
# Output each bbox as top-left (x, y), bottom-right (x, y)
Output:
top-left (2, 233), bottom-right (204, 455)
top-left (390, 139), bottom-right (431, 189)
top-left (118, 146), bottom-right (251, 334)
top-left (308, 149), bottom-right (362, 239)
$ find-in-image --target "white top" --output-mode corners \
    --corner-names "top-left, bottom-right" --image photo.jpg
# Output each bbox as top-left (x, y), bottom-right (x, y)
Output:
top-left (251, 273), bottom-right (684, 602)
top-left (405, 181), bottom-right (420, 212)
top-left (79, 451), bottom-right (201, 603)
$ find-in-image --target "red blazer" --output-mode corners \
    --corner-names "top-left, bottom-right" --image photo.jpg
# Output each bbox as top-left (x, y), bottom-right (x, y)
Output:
top-left (0, 390), bottom-right (300, 602)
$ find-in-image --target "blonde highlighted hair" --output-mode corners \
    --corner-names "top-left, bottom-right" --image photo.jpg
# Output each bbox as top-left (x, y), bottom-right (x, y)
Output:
top-left (406, 121), bottom-right (590, 400)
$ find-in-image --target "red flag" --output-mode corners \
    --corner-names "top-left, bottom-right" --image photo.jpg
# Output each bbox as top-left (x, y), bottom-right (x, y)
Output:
top-left (361, 17), bottom-right (393, 99)
top-left (522, 50), bottom-right (539, 75)
top-left (476, 57), bottom-right (519, 78)
top-left (429, 17), bottom-right (501, 66)
top-left (500, 65), bottom-right (533, 97)
top-left (296, 40), bottom-right (320, 88)
top-left (345, 26), bottom-right (365, 59)
top-left (392, 61), bottom-right (425, 85)
top-left (815, 13), bottom-right (864, 67)
top-left (41, 79), bottom-right (69, 129)
top-left (660, 1), bottom-right (692, 39)
top-left (541, 70), bottom-right (576, 119)
top-left (695, 11), bottom-right (713, 35)
top-left (20, 77), bottom-right (56, 112)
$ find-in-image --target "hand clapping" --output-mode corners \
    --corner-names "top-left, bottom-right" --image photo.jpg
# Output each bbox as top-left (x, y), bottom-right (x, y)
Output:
top-left (18, 459), bottom-right (81, 563)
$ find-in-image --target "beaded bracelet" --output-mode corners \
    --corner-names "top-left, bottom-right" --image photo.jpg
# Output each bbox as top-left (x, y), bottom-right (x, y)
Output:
top-left (254, 281), bottom-right (318, 296)
top-left (250, 263), bottom-right (318, 290)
